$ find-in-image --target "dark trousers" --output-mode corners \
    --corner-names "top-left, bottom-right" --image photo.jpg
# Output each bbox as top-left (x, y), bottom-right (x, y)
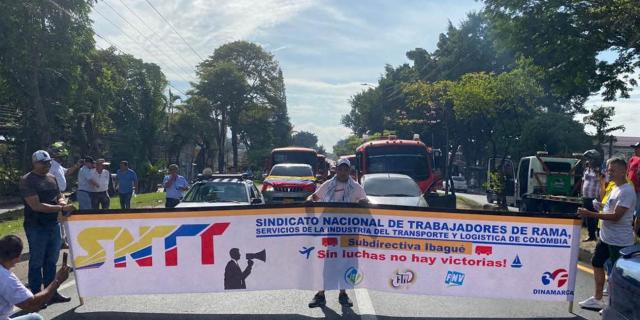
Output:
top-left (582, 197), bottom-right (598, 239)
top-left (165, 198), bottom-right (180, 208)
top-left (24, 223), bottom-right (62, 294)
top-left (91, 191), bottom-right (110, 209)
top-left (119, 192), bottom-right (133, 209)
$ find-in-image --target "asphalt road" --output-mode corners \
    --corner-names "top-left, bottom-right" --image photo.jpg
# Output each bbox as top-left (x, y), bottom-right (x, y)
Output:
top-left (456, 192), bottom-right (519, 212)
top-left (11, 261), bottom-right (602, 320)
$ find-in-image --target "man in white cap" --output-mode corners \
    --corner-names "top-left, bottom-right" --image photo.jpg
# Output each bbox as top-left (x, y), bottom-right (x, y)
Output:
top-left (306, 157), bottom-right (367, 308)
top-left (19, 150), bottom-right (75, 304)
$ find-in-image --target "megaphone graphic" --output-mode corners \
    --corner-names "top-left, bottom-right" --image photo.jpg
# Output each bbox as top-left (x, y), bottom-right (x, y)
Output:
top-left (246, 249), bottom-right (266, 262)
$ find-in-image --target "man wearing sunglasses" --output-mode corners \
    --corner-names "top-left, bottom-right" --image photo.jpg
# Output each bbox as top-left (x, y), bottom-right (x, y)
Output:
top-left (19, 150), bottom-right (75, 305)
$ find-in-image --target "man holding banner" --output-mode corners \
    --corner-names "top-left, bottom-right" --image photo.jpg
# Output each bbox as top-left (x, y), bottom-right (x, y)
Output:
top-left (307, 157), bottom-right (367, 308)
top-left (577, 158), bottom-right (637, 310)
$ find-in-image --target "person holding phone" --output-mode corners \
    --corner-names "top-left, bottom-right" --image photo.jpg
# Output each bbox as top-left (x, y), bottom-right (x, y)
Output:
top-left (0, 235), bottom-right (71, 319)
top-left (19, 151), bottom-right (75, 305)
top-left (162, 164), bottom-right (188, 208)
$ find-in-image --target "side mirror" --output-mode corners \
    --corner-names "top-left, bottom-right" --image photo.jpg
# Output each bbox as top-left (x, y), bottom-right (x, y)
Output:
top-left (251, 198), bottom-right (263, 204)
top-left (262, 173), bottom-right (268, 179)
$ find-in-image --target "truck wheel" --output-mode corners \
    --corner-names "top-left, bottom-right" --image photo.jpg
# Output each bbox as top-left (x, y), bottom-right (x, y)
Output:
top-left (520, 198), bottom-right (540, 213)
top-left (486, 194), bottom-right (493, 204)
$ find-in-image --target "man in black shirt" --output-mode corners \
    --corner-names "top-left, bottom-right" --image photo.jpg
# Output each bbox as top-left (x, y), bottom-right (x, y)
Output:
top-left (20, 150), bottom-right (75, 304)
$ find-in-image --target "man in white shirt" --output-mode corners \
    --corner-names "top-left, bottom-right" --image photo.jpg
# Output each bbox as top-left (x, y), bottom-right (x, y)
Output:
top-left (306, 158), bottom-right (368, 308)
top-left (47, 143), bottom-right (80, 193)
top-left (90, 159), bottom-right (111, 209)
top-left (76, 157), bottom-right (95, 210)
top-left (0, 235), bottom-right (70, 320)
top-left (578, 158), bottom-right (637, 310)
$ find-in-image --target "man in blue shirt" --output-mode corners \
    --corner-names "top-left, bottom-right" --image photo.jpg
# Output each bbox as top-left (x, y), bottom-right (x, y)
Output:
top-left (163, 164), bottom-right (188, 208)
top-left (116, 161), bottom-right (138, 209)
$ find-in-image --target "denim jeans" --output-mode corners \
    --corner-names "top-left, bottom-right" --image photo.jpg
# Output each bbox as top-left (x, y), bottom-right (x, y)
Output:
top-left (165, 198), bottom-right (180, 208)
top-left (90, 191), bottom-right (110, 209)
top-left (11, 313), bottom-right (44, 320)
top-left (119, 192), bottom-right (133, 209)
top-left (24, 223), bottom-right (62, 294)
top-left (77, 190), bottom-right (92, 210)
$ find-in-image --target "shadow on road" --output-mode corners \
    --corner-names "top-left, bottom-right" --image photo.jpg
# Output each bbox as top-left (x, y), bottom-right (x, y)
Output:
top-left (47, 308), bottom-right (588, 320)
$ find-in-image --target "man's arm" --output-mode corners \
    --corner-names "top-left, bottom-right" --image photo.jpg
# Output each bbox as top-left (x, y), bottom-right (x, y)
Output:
top-left (64, 162), bottom-right (81, 177)
top-left (242, 260), bottom-right (254, 279)
top-left (15, 265), bottom-right (70, 312)
top-left (163, 175), bottom-right (175, 188)
top-left (577, 205), bottom-right (628, 221)
top-left (24, 196), bottom-right (64, 213)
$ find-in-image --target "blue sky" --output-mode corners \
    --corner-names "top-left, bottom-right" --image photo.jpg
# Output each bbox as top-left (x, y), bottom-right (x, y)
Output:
top-left (91, 0), bottom-right (639, 150)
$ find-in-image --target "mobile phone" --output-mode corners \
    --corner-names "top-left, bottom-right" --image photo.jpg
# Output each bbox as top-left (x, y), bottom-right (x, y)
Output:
top-left (62, 252), bottom-right (68, 266)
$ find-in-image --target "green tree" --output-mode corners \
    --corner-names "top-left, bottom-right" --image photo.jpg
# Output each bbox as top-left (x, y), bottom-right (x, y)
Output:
top-left (583, 106), bottom-right (625, 154)
top-left (195, 62), bottom-right (248, 172)
top-left (292, 131), bottom-right (319, 149)
top-left (0, 0), bottom-right (96, 166)
top-left (333, 135), bottom-right (364, 157)
top-left (199, 41), bottom-right (292, 170)
top-left (484, 0), bottom-right (640, 111)
top-left (516, 112), bottom-right (592, 158)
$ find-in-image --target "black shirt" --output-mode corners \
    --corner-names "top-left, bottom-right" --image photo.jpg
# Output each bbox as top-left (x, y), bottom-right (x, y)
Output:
top-left (19, 171), bottom-right (60, 227)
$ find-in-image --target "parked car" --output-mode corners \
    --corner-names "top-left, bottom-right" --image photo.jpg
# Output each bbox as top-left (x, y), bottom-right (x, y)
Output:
top-left (449, 175), bottom-right (468, 192)
top-left (361, 173), bottom-right (428, 207)
top-left (262, 164), bottom-right (316, 204)
top-left (602, 245), bottom-right (640, 320)
top-left (176, 174), bottom-right (264, 208)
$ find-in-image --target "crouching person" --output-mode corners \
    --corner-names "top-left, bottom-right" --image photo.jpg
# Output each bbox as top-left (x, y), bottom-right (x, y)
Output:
top-left (0, 235), bottom-right (70, 320)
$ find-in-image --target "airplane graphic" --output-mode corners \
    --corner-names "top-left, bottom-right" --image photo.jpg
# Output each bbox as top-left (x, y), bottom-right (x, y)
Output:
top-left (299, 246), bottom-right (315, 259)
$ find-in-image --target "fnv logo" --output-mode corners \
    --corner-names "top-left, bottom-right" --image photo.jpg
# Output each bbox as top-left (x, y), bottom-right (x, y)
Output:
top-left (344, 267), bottom-right (364, 285)
top-left (74, 223), bottom-right (229, 270)
top-left (541, 269), bottom-right (568, 288)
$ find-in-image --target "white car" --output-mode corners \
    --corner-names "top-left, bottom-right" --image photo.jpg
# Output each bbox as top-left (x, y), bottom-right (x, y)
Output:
top-left (176, 174), bottom-right (264, 208)
top-left (361, 173), bottom-right (428, 207)
top-left (450, 176), bottom-right (468, 192)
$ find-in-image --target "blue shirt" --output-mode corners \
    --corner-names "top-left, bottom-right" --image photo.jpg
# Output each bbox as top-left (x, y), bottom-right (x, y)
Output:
top-left (163, 175), bottom-right (188, 199)
top-left (116, 169), bottom-right (138, 194)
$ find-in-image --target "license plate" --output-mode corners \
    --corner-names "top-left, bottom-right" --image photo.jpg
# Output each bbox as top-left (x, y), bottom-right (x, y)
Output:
top-left (282, 198), bottom-right (294, 204)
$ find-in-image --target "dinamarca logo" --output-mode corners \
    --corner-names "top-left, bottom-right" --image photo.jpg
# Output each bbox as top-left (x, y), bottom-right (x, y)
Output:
top-left (533, 268), bottom-right (574, 296)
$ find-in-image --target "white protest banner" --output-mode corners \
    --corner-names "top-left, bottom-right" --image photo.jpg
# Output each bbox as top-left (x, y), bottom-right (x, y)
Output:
top-left (64, 204), bottom-right (580, 301)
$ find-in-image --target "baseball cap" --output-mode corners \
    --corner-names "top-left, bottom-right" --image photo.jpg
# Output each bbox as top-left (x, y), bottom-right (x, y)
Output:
top-left (337, 158), bottom-right (351, 168)
top-left (32, 150), bottom-right (52, 163)
top-left (630, 142), bottom-right (640, 148)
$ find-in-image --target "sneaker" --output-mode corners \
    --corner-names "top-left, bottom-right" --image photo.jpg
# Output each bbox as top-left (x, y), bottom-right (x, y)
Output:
top-left (578, 296), bottom-right (604, 310)
top-left (603, 287), bottom-right (608, 296)
top-left (308, 293), bottom-right (326, 308)
top-left (338, 292), bottom-right (353, 307)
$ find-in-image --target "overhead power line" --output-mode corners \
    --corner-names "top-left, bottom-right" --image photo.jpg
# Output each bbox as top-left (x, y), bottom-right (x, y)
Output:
top-left (116, 0), bottom-right (196, 71)
top-left (92, 6), bottom-right (194, 85)
top-left (101, 0), bottom-right (195, 79)
top-left (43, 0), bottom-right (188, 97)
top-left (143, 0), bottom-right (205, 61)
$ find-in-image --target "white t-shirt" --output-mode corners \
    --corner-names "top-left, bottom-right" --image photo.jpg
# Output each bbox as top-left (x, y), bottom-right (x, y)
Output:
top-left (91, 169), bottom-right (111, 192)
top-left (601, 182), bottom-right (637, 246)
top-left (77, 166), bottom-right (94, 192)
top-left (0, 267), bottom-right (33, 320)
top-left (313, 178), bottom-right (367, 203)
top-left (48, 159), bottom-right (67, 191)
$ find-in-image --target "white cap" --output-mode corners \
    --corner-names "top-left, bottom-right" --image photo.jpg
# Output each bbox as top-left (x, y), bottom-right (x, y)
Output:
top-left (337, 158), bottom-right (351, 168)
top-left (32, 150), bottom-right (52, 162)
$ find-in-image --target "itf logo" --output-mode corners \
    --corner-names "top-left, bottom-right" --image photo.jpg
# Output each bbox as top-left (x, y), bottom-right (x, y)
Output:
top-left (444, 271), bottom-right (465, 286)
top-left (344, 267), bottom-right (364, 285)
top-left (541, 269), bottom-right (568, 288)
top-left (390, 270), bottom-right (415, 289)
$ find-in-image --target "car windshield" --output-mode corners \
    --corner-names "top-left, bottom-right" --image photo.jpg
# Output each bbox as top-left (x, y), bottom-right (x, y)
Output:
top-left (272, 151), bottom-right (317, 171)
top-left (364, 176), bottom-right (421, 197)
top-left (270, 165), bottom-right (313, 177)
top-left (183, 182), bottom-right (247, 203)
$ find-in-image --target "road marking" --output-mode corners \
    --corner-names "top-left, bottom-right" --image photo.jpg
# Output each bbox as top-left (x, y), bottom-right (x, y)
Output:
top-left (354, 288), bottom-right (377, 319)
top-left (577, 263), bottom-right (594, 275)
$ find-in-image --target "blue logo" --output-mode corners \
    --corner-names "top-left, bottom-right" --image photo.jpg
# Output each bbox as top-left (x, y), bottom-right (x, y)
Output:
top-left (298, 246), bottom-right (315, 259)
top-left (344, 267), bottom-right (364, 285)
top-left (511, 255), bottom-right (523, 268)
top-left (444, 271), bottom-right (465, 286)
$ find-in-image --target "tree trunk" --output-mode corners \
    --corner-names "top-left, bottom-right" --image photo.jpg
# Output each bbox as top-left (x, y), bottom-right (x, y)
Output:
top-left (218, 109), bottom-right (227, 173)
top-left (231, 126), bottom-right (239, 173)
top-left (29, 14), bottom-right (50, 148)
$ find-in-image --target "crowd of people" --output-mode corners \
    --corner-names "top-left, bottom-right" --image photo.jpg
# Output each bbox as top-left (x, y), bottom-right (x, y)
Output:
top-left (0, 143), bottom-right (639, 318)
